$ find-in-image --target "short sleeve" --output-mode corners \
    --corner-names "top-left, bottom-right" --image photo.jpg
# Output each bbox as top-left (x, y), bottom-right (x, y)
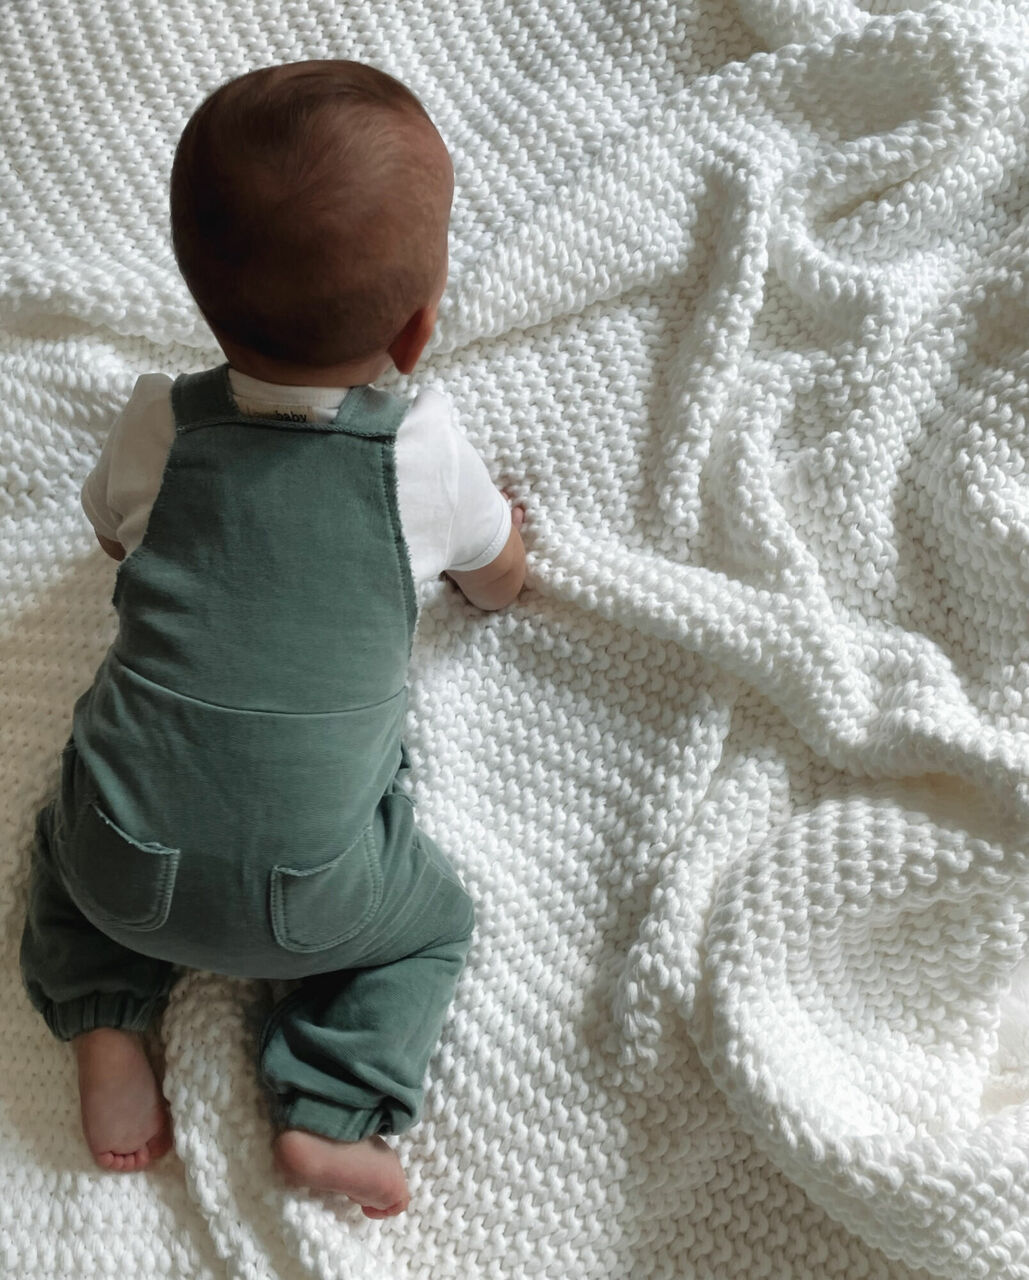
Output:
top-left (80, 435), bottom-right (123, 540)
top-left (444, 437), bottom-right (512, 572)
top-left (80, 373), bottom-right (176, 553)
top-left (394, 387), bottom-right (511, 581)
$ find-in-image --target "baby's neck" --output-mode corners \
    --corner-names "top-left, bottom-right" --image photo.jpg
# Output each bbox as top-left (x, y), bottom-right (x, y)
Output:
top-left (217, 340), bottom-right (391, 389)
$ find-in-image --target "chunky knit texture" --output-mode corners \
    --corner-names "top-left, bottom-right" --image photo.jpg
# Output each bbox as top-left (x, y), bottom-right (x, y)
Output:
top-left (3, 1), bottom-right (1029, 1277)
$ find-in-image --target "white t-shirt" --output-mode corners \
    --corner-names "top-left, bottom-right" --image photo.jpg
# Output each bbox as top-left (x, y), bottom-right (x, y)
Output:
top-left (80, 369), bottom-right (512, 584)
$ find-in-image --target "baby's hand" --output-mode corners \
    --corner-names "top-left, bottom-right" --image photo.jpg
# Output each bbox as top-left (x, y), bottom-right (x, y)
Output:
top-left (96, 532), bottom-right (126, 562)
top-left (501, 490), bottom-right (525, 531)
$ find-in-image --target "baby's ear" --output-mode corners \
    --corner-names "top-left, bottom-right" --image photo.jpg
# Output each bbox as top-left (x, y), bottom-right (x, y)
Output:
top-left (387, 304), bottom-right (437, 374)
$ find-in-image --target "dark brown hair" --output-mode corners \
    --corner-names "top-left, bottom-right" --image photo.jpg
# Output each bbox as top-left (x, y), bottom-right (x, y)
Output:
top-left (170, 60), bottom-right (451, 368)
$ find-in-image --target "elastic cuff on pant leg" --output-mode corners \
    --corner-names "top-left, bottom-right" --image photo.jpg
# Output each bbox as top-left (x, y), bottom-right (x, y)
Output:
top-left (277, 1095), bottom-right (386, 1143)
top-left (39, 992), bottom-right (168, 1042)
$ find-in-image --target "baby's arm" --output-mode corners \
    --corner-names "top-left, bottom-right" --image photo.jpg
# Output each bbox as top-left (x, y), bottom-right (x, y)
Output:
top-left (446, 501), bottom-right (525, 611)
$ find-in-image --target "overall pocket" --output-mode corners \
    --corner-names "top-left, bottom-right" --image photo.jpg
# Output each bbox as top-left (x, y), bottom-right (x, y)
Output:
top-left (64, 799), bottom-right (181, 933)
top-left (270, 825), bottom-right (383, 953)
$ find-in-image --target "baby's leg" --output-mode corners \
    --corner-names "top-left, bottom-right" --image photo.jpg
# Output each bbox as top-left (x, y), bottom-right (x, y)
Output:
top-left (260, 836), bottom-right (475, 1217)
top-left (74, 1028), bottom-right (172, 1171)
top-left (261, 935), bottom-right (469, 1217)
top-left (21, 801), bottom-right (176, 1172)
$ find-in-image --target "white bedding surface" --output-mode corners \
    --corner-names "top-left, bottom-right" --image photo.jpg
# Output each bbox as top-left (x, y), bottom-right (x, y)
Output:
top-left (2, 2), bottom-right (1029, 1277)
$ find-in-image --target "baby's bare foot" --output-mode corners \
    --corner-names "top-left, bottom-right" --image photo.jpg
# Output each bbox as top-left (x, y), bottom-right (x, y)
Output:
top-left (274, 1128), bottom-right (410, 1218)
top-left (73, 1028), bottom-right (173, 1172)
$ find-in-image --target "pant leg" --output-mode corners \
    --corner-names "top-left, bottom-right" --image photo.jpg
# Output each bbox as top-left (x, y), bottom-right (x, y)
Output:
top-left (20, 793), bottom-right (176, 1041)
top-left (258, 830), bottom-right (475, 1142)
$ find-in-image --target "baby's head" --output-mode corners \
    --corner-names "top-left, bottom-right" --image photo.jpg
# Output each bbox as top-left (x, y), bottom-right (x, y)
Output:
top-left (170, 60), bottom-right (453, 382)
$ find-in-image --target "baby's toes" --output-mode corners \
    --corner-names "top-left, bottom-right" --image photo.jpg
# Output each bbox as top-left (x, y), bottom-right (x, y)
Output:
top-left (362, 1197), bottom-right (409, 1219)
top-left (104, 1147), bottom-right (149, 1172)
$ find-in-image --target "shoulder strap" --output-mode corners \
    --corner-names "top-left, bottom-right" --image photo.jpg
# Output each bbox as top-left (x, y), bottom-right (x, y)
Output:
top-left (332, 384), bottom-right (412, 438)
top-left (170, 364), bottom-right (234, 432)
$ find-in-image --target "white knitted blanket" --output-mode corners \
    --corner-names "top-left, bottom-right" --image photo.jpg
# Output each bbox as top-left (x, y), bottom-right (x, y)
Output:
top-left (3, 1), bottom-right (1029, 1277)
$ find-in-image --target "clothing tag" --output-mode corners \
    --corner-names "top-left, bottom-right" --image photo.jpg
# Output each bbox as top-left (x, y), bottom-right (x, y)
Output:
top-left (234, 396), bottom-right (311, 423)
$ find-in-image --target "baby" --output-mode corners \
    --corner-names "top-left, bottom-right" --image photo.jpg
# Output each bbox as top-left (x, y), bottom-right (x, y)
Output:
top-left (19, 60), bottom-right (526, 1218)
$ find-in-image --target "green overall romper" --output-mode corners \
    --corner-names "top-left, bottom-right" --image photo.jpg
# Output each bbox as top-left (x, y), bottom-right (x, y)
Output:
top-left (19, 362), bottom-right (475, 1142)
